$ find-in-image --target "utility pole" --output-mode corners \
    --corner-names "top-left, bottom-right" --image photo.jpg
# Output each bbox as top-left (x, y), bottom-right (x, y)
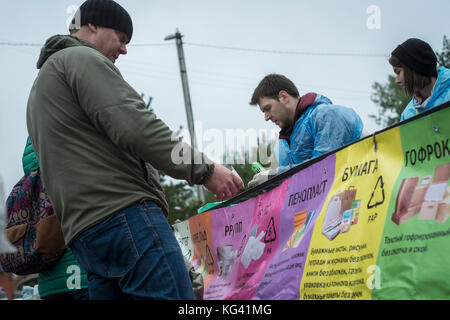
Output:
top-left (165, 29), bottom-right (205, 203)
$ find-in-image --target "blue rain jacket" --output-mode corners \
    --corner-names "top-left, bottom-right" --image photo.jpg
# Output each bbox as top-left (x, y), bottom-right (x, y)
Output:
top-left (275, 94), bottom-right (363, 174)
top-left (400, 67), bottom-right (450, 121)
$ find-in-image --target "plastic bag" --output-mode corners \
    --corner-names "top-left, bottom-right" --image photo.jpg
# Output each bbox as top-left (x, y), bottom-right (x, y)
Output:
top-left (21, 285), bottom-right (40, 300)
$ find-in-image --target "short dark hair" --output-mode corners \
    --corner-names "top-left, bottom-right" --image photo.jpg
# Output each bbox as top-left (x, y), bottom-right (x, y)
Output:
top-left (389, 55), bottom-right (433, 97)
top-left (250, 74), bottom-right (299, 105)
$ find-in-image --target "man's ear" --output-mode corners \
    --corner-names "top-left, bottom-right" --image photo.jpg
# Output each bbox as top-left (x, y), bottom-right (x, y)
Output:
top-left (86, 23), bottom-right (99, 34)
top-left (278, 90), bottom-right (289, 103)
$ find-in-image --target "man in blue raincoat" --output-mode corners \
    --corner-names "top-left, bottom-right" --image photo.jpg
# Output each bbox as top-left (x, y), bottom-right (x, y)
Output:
top-left (248, 73), bottom-right (363, 188)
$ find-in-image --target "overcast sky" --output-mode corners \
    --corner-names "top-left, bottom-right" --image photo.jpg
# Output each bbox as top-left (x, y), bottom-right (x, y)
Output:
top-left (0, 0), bottom-right (449, 194)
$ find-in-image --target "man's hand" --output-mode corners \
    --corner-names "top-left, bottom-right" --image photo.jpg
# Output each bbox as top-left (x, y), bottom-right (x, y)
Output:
top-left (203, 164), bottom-right (244, 200)
top-left (247, 169), bottom-right (277, 189)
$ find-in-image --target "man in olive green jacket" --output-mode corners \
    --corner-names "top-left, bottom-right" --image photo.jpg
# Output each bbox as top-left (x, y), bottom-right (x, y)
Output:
top-left (26, 0), bottom-right (242, 300)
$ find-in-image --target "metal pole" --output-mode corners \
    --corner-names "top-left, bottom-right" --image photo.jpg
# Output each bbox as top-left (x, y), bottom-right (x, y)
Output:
top-left (165, 29), bottom-right (205, 203)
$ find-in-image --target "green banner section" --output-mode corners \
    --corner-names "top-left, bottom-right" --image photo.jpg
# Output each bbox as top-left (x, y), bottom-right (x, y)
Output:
top-left (374, 108), bottom-right (450, 300)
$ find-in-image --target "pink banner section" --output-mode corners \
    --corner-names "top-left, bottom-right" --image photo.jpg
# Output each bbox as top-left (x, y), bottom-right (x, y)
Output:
top-left (203, 180), bottom-right (290, 300)
top-left (226, 179), bottom-right (289, 299)
top-left (205, 199), bottom-right (256, 300)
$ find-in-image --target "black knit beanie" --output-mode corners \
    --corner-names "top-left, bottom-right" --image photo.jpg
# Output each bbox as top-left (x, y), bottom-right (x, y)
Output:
top-left (69, 0), bottom-right (133, 43)
top-left (391, 38), bottom-right (437, 77)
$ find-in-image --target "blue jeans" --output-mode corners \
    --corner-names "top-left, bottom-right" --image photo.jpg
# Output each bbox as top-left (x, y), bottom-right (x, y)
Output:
top-left (69, 201), bottom-right (195, 300)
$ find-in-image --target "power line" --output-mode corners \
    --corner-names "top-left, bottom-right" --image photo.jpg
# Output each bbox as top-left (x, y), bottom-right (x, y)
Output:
top-left (0, 41), bottom-right (388, 57)
top-left (1, 40), bottom-right (374, 94)
top-left (0, 42), bottom-right (172, 47)
top-left (184, 42), bottom-right (388, 57)
top-left (0, 42), bottom-right (41, 47)
top-left (128, 43), bottom-right (172, 47)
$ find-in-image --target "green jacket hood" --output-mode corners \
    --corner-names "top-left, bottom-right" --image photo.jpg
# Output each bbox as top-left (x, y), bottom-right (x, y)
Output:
top-left (22, 137), bottom-right (40, 175)
top-left (36, 35), bottom-right (98, 69)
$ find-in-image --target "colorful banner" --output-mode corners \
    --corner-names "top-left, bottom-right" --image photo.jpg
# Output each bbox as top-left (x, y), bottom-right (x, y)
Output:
top-left (173, 106), bottom-right (450, 300)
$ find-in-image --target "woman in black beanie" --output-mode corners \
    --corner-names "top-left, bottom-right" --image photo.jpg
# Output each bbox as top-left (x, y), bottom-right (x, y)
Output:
top-left (389, 38), bottom-right (450, 121)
